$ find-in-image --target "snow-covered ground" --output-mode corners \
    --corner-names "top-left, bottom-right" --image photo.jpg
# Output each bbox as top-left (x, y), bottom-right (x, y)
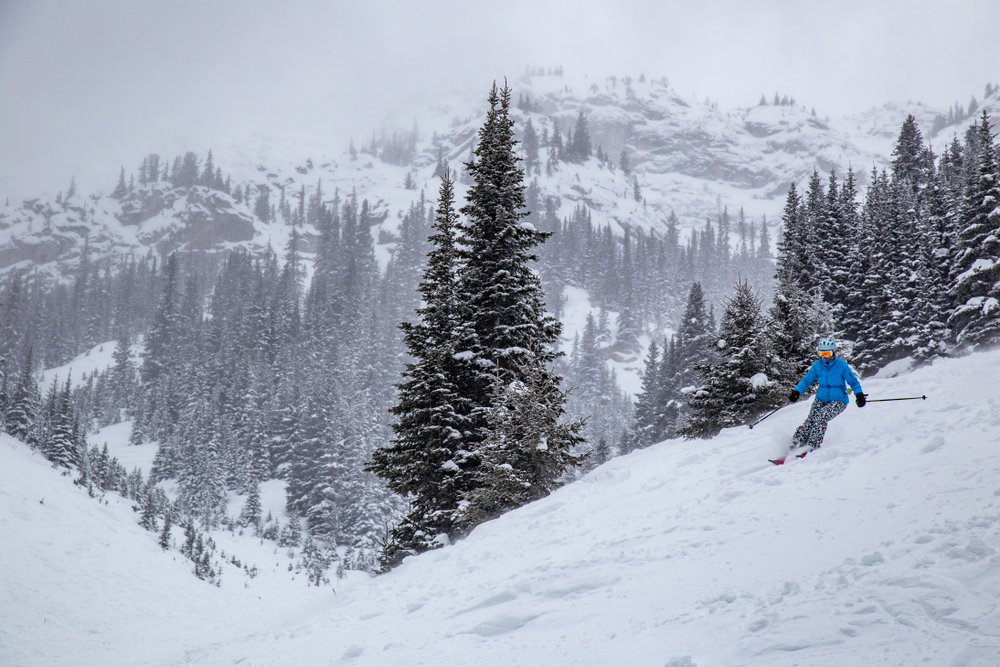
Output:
top-left (40, 340), bottom-right (119, 390)
top-left (4, 348), bottom-right (1000, 666)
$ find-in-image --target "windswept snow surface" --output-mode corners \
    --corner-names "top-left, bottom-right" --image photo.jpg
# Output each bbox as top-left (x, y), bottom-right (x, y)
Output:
top-left (5, 349), bottom-right (1000, 666)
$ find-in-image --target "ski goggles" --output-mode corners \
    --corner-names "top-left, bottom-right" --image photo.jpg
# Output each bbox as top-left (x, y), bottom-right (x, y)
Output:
top-left (817, 350), bottom-right (834, 358)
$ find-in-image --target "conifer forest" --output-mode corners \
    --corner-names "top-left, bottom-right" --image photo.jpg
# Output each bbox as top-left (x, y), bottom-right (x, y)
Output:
top-left (1, 79), bottom-right (999, 574)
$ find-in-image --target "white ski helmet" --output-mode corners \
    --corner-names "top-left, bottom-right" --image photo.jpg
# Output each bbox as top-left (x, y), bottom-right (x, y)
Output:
top-left (817, 337), bottom-right (837, 352)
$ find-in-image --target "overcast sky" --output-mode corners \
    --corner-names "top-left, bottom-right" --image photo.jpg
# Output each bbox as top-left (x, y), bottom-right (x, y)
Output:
top-left (1, 0), bottom-right (998, 200)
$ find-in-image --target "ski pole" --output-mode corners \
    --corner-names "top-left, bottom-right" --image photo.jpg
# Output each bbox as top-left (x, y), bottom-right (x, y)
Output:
top-left (748, 403), bottom-right (788, 429)
top-left (865, 395), bottom-right (927, 403)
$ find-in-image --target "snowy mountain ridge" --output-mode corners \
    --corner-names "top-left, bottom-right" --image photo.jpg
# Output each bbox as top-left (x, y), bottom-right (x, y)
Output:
top-left (4, 345), bottom-right (1000, 666)
top-left (2, 73), bottom-right (997, 286)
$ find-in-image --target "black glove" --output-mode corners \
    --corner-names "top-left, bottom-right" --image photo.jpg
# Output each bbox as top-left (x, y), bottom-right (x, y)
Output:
top-left (856, 393), bottom-right (867, 407)
top-left (788, 390), bottom-right (800, 403)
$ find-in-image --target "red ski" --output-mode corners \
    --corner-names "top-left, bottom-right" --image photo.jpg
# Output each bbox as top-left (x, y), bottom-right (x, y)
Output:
top-left (769, 451), bottom-right (809, 465)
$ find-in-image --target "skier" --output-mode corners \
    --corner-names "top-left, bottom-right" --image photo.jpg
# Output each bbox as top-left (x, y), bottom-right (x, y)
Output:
top-left (772, 337), bottom-right (865, 464)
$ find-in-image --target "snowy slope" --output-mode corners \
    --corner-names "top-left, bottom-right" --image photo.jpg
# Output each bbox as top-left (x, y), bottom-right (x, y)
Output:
top-left (39, 340), bottom-right (118, 390)
top-left (5, 348), bottom-right (1000, 667)
top-left (0, 432), bottom-right (351, 667)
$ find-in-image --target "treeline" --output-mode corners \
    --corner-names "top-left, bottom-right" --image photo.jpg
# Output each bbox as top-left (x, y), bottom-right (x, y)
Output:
top-left (0, 250), bottom-right (165, 371)
top-left (356, 125), bottom-right (421, 167)
top-left (1, 358), bottom-right (256, 585)
top-left (0, 143), bottom-right (779, 567)
top-left (758, 93), bottom-right (798, 107)
top-left (783, 111), bottom-right (1000, 373)
top-left (127, 188), bottom-right (424, 570)
top-left (113, 149), bottom-right (233, 198)
top-left (634, 111), bottom-right (1000, 442)
top-left (530, 200), bottom-right (775, 334)
top-left (929, 84), bottom-right (995, 136)
top-left (2, 358), bottom-right (90, 470)
top-left (115, 148), bottom-right (297, 227)
top-left (507, 103), bottom-right (777, 329)
top-left (0, 192), bottom-right (428, 570)
top-left (527, 202), bottom-right (771, 453)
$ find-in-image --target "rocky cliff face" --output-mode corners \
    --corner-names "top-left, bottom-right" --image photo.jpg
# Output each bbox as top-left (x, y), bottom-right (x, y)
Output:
top-left (0, 183), bottom-right (258, 281)
top-left (119, 185), bottom-right (257, 254)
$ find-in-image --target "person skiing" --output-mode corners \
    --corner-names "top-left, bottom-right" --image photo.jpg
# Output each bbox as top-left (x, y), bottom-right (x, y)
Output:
top-left (772, 337), bottom-right (865, 464)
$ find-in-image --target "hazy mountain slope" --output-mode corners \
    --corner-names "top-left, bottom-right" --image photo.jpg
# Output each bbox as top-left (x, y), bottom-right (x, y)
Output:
top-left (5, 348), bottom-right (999, 667)
top-left (3, 76), bottom-right (997, 285)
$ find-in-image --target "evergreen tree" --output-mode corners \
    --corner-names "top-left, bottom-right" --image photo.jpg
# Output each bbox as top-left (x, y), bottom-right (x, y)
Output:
top-left (177, 400), bottom-right (227, 528)
top-left (374, 83), bottom-right (574, 559)
top-left (812, 170), bottom-right (850, 312)
top-left (108, 334), bottom-right (136, 423)
top-left (680, 279), bottom-right (782, 438)
top-left (239, 482), bottom-right (263, 530)
top-left (767, 281), bottom-right (821, 388)
top-left (5, 348), bottom-right (40, 446)
top-left (300, 535), bottom-right (333, 586)
top-left (948, 112), bottom-right (1000, 349)
top-left (254, 185), bottom-right (271, 223)
top-left (455, 81), bottom-right (562, 425)
top-left (853, 170), bottom-right (907, 373)
top-left (675, 282), bottom-right (713, 390)
top-left (652, 335), bottom-right (682, 440)
top-left (775, 183), bottom-right (807, 290)
top-left (139, 254), bottom-right (180, 387)
top-left (174, 152), bottom-right (199, 188)
top-left (567, 111), bottom-right (592, 163)
top-left (284, 391), bottom-right (329, 528)
top-left (279, 512), bottom-right (302, 548)
top-left (672, 282), bottom-right (714, 432)
top-left (769, 181), bottom-right (837, 387)
top-left (370, 171), bottom-right (475, 557)
top-left (574, 313), bottom-right (604, 398)
top-left (158, 511), bottom-right (172, 550)
top-left (139, 489), bottom-right (159, 531)
top-left (200, 150), bottom-right (216, 188)
top-left (799, 171), bottom-right (826, 295)
top-left (591, 438), bottom-right (610, 467)
top-left (916, 165), bottom-right (958, 361)
top-left (840, 169), bottom-right (881, 345)
top-left (522, 119), bottom-right (539, 175)
top-left (615, 229), bottom-right (640, 352)
top-left (891, 115), bottom-right (932, 188)
top-left (458, 357), bottom-right (585, 530)
top-left (619, 147), bottom-right (631, 175)
top-left (432, 144), bottom-right (448, 179)
top-left (111, 167), bottom-right (128, 199)
top-left (43, 375), bottom-right (80, 468)
top-left (632, 340), bottom-right (660, 445)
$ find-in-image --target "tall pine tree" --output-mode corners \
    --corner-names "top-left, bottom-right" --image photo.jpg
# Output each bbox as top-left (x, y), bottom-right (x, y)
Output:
top-left (454, 81), bottom-right (563, 427)
top-left (369, 171), bottom-right (476, 560)
top-left (948, 112), bottom-right (1000, 349)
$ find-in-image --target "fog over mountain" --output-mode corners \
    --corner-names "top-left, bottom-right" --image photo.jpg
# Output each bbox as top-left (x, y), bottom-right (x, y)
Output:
top-left (1, 0), bottom-right (997, 200)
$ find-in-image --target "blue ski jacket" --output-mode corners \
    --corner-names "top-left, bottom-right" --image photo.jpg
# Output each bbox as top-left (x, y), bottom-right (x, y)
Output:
top-left (794, 356), bottom-right (863, 404)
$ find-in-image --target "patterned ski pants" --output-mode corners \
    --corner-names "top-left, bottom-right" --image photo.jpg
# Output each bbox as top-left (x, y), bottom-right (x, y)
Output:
top-left (792, 399), bottom-right (846, 451)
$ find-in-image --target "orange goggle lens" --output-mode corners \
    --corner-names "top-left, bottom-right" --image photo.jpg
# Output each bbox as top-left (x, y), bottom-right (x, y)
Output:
top-left (818, 350), bottom-right (833, 358)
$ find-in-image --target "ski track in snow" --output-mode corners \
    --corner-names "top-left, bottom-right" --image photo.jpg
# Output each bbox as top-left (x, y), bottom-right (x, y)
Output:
top-left (4, 351), bottom-right (1000, 666)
